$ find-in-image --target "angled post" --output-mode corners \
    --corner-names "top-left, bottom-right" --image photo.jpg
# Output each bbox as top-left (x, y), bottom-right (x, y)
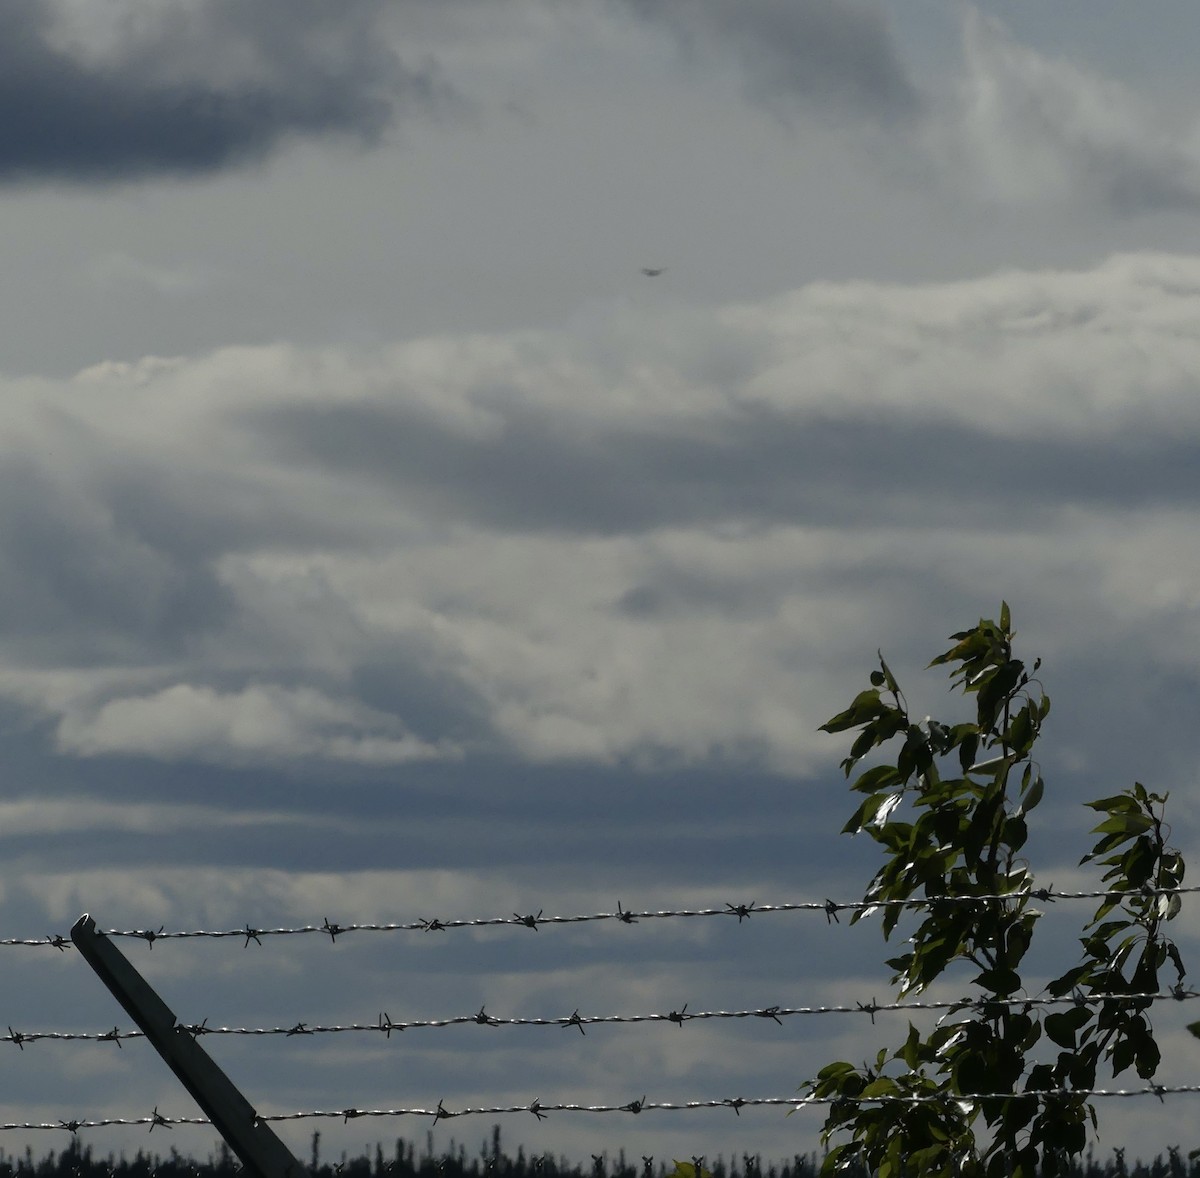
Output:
top-left (71, 913), bottom-right (307, 1178)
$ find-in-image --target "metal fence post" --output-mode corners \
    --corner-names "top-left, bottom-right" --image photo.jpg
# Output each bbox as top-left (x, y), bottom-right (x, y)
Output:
top-left (71, 913), bottom-right (307, 1178)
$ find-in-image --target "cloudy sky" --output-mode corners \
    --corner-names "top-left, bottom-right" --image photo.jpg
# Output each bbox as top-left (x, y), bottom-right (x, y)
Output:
top-left (4, 0), bottom-right (1200, 1168)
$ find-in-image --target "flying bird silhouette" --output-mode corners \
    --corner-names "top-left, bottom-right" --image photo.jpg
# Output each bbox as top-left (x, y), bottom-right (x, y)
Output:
top-left (641, 267), bottom-right (666, 277)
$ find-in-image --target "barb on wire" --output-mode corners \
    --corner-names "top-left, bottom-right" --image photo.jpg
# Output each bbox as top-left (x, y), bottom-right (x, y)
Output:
top-left (2, 886), bottom-right (1194, 949)
top-left (7, 989), bottom-right (1199, 1048)
top-left (10, 1085), bottom-right (1200, 1134)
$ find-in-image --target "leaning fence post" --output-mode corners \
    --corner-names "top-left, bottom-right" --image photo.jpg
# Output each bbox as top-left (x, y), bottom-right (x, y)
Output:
top-left (70, 913), bottom-right (307, 1178)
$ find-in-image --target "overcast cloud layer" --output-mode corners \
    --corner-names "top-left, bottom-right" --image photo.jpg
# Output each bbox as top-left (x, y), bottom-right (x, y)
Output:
top-left (3, 2), bottom-right (1200, 1171)
top-left (2, 253), bottom-right (1200, 775)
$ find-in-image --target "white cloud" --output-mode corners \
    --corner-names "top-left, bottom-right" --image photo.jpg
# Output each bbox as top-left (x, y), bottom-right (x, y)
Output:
top-left (55, 682), bottom-right (454, 765)
top-left (735, 251), bottom-right (1200, 435)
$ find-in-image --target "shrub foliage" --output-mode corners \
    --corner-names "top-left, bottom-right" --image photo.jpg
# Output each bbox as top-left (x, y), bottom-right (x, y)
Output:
top-left (805, 606), bottom-right (1187, 1178)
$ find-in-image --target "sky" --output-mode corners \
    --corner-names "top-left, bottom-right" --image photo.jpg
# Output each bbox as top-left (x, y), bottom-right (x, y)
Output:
top-left (4, 0), bottom-right (1200, 1168)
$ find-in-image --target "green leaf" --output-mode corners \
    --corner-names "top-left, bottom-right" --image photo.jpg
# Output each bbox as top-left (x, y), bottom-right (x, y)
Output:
top-left (1044, 1007), bottom-right (1090, 1049)
top-left (1084, 794), bottom-right (1141, 814)
top-left (820, 688), bottom-right (885, 734)
top-left (670, 1163), bottom-right (713, 1178)
top-left (1090, 812), bottom-right (1154, 838)
top-left (851, 764), bottom-right (904, 794)
top-left (1046, 964), bottom-right (1092, 997)
top-left (958, 730), bottom-right (980, 774)
top-left (815, 1060), bottom-right (858, 1081)
top-left (1160, 850), bottom-right (1185, 886)
top-left (877, 654), bottom-right (901, 695)
top-left (1123, 839), bottom-right (1156, 888)
top-left (843, 795), bottom-right (882, 835)
top-left (1008, 705), bottom-right (1032, 755)
top-left (899, 1023), bottom-right (922, 1070)
top-left (1019, 774), bottom-right (1044, 813)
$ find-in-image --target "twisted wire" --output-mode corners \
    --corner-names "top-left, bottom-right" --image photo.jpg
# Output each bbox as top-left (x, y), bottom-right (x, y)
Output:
top-left (4, 886), bottom-right (1193, 950)
top-left (10, 1084), bottom-right (1200, 1135)
top-left (4, 989), bottom-right (1196, 1048)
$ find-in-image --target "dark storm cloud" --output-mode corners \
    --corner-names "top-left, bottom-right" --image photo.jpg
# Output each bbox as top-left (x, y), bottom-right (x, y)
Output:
top-left (619, 0), bottom-right (920, 123)
top-left (0, 0), bottom-right (443, 182)
top-left (0, 755), bottom-right (850, 879)
top-left (257, 401), bottom-right (1200, 539)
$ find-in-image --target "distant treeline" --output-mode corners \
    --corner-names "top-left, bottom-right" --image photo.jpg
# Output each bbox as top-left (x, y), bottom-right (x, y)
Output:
top-left (0, 1130), bottom-right (1195, 1178)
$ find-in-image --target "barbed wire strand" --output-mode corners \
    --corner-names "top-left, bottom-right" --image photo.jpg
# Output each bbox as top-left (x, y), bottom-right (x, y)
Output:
top-left (10, 1085), bottom-right (1200, 1135)
top-left (4, 887), bottom-right (1194, 950)
top-left (4, 989), bottom-right (1197, 1048)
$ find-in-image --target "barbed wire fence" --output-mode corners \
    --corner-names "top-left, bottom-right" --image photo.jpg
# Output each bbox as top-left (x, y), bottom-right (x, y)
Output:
top-left (3, 885), bottom-right (1200, 1146)
top-left (11, 885), bottom-right (1199, 950)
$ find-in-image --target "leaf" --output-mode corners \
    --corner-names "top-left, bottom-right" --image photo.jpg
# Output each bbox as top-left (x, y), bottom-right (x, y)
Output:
top-left (877, 654), bottom-right (901, 695)
top-left (975, 660), bottom-right (1023, 729)
top-left (1008, 705), bottom-right (1033, 755)
top-left (1160, 850), bottom-right (1185, 886)
top-left (1135, 1033), bottom-right (1161, 1079)
top-left (1044, 1007), bottom-right (1090, 1049)
top-left (1168, 941), bottom-right (1185, 981)
top-left (954, 1048), bottom-right (991, 1095)
top-left (815, 1060), bottom-right (858, 1082)
top-left (851, 764), bottom-right (904, 794)
top-left (1111, 1036), bottom-right (1136, 1077)
top-left (1004, 814), bottom-right (1028, 853)
top-left (1089, 813), bottom-right (1154, 840)
top-left (1046, 964), bottom-right (1092, 997)
top-left (1120, 838), bottom-right (1156, 888)
top-left (874, 792), bottom-right (903, 825)
top-left (974, 966), bottom-right (1021, 994)
top-left (899, 1023), bottom-right (922, 1069)
top-left (670, 1163), bottom-right (713, 1178)
top-left (1019, 775), bottom-right (1044, 814)
top-left (820, 689), bottom-right (885, 734)
top-left (1084, 794), bottom-right (1137, 812)
top-left (958, 730), bottom-right (980, 774)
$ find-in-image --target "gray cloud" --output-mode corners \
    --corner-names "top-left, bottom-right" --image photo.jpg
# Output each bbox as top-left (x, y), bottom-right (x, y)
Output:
top-left (0, 457), bottom-right (233, 665)
top-left (1, 252), bottom-right (1199, 773)
top-left (618, 0), bottom-right (920, 123)
top-left (0, 0), bottom-right (444, 182)
top-left (926, 8), bottom-right (1200, 216)
top-left (259, 402), bottom-right (1200, 539)
top-left (616, 1), bottom-right (1200, 217)
top-left (3, 11), bottom-right (1200, 1167)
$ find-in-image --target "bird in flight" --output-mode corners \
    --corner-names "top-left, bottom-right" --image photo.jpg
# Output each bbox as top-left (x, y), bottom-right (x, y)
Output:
top-left (640, 267), bottom-right (666, 277)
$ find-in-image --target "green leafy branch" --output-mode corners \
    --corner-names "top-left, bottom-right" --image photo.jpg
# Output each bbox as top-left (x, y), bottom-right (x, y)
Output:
top-left (803, 606), bottom-right (1186, 1178)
